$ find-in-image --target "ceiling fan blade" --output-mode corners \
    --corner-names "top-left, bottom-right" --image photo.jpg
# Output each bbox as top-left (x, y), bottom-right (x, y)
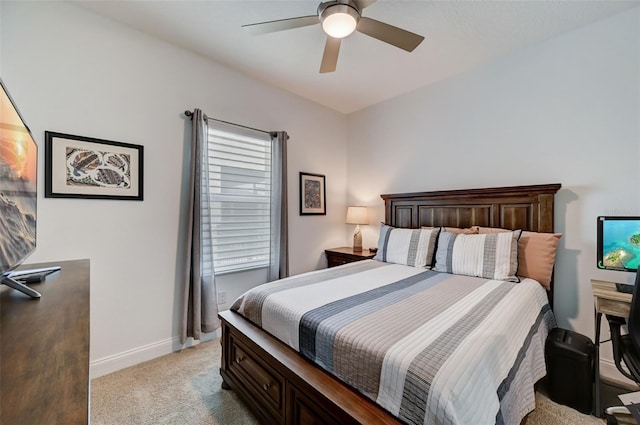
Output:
top-left (357, 16), bottom-right (424, 52)
top-left (320, 37), bottom-right (341, 74)
top-left (242, 15), bottom-right (318, 35)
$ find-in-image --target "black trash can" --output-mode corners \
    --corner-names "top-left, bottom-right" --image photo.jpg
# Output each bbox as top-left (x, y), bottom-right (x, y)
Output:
top-left (545, 327), bottom-right (595, 414)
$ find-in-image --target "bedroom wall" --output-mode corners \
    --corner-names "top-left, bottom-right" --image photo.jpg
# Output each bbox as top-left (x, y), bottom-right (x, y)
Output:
top-left (1, 1), bottom-right (348, 377)
top-left (347, 7), bottom-right (640, 381)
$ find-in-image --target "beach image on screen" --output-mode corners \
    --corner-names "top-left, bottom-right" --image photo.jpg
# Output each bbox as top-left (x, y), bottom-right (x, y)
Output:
top-left (0, 87), bottom-right (37, 272)
top-left (602, 220), bottom-right (640, 271)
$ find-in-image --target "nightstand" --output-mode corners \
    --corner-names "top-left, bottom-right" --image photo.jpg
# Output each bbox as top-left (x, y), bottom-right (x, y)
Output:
top-left (325, 247), bottom-right (376, 268)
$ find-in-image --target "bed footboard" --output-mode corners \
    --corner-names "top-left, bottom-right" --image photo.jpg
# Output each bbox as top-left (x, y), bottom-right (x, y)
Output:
top-left (219, 310), bottom-right (400, 425)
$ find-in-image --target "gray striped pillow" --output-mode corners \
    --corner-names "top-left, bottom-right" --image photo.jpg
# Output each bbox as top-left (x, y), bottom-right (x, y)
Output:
top-left (373, 224), bottom-right (440, 268)
top-left (433, 230), bottom-right (522, 281)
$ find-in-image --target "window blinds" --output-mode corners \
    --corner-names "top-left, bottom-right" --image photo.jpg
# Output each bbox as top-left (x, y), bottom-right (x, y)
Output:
top-left (202, 123), bottom-right (272, 274)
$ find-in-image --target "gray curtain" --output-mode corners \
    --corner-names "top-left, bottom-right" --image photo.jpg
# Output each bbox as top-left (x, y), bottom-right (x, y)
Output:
top-left (181, 109), bottom-right (220, 343)
top-left (269, 131), bottom-right (289, 281)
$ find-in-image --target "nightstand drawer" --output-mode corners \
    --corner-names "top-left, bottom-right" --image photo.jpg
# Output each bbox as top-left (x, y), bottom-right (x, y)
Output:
top-left (325, 247), bottom-right (375, 268)
top-left (328, 256), bottom-right (350, 267)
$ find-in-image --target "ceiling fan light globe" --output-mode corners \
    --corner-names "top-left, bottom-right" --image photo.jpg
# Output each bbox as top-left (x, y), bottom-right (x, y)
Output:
top-left (322, 13), bottom-right (357, 38)
top-left (320, 4), bottom-right (359, 39)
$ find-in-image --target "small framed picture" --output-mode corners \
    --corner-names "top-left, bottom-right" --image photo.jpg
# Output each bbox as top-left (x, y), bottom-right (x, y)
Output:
top-left (45, 131), bottom-right (143, 200)
top-left (299, 172), bottom-right (326, 215)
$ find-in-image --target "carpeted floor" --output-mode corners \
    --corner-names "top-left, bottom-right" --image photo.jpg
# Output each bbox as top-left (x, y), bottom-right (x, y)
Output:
top-left (91, 340), bottom-right (604, 425)
top-left (91, 341), bottom-right (259, 425)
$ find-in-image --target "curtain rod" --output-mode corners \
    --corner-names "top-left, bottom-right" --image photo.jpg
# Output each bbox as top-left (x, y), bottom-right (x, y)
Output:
top-left (184, 110), bottom-right (272, 136)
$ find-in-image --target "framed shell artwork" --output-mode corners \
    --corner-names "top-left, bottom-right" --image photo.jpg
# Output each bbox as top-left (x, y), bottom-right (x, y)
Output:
top-left (45, 131), bottom-right (143, 201)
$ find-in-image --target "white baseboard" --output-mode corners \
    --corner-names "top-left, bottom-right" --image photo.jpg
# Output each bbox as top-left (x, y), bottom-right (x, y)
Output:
top-left (600, 358), bottom-right (639, 389)
top-left (90, 330), bottom-right (220, 379)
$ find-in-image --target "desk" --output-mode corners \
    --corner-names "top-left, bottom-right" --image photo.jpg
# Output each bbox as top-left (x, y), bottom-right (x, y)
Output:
top-left (592, 279), bottom-right (632, 416)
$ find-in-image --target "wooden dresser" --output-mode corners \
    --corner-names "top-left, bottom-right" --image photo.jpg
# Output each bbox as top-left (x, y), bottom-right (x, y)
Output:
top-left (1, 259), bottom-right (90, 425)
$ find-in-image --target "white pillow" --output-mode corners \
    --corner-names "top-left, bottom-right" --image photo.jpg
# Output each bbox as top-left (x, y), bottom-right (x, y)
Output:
top-left (373, 224), bottom-right (440, 268)
top-left (433, 230), bottom-right (522, 281)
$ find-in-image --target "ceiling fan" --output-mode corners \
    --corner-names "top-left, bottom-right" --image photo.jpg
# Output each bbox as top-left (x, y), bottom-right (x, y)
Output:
top-left (242, 0), bottom-right (425, 73)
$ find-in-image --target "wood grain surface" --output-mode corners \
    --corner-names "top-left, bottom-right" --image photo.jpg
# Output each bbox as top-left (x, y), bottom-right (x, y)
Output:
top-left (1, 259), bottom-right (90, 425)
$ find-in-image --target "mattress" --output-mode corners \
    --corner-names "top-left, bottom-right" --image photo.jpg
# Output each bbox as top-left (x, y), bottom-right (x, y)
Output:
top-left (231, 259), bottom-right (555, 425)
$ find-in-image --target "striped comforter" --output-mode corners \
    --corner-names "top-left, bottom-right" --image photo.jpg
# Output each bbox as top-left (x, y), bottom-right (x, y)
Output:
top-left (231, 260), bottom-right (555, 425)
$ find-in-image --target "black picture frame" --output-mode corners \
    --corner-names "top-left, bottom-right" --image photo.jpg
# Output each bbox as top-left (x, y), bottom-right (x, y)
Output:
top-left (299, 172), bottom-right (326, 215)
top-left (45, 131), bottom-right (144, 201)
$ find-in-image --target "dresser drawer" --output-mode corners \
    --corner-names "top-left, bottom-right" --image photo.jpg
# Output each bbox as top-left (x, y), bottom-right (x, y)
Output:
top-left (228, 335), bottom-right (285, 421)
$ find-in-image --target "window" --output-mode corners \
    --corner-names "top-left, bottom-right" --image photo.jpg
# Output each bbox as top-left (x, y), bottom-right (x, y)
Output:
top-left (202, 122), bottom-right (272, 275)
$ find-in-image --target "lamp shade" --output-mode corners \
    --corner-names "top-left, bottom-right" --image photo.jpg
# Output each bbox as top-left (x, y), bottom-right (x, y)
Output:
top-left (346, 206), bottom-right (368, 225)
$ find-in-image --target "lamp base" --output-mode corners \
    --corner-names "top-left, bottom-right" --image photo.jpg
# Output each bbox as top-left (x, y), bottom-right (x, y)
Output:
top-left (353, 225), bottom-right (363, 252)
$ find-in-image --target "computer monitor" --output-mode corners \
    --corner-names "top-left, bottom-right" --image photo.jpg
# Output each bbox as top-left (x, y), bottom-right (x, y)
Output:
top-left (597, 216), bottom-right (640, 272)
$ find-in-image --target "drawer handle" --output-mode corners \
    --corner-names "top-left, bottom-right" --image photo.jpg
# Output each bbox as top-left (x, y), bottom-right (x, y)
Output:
top-left (236, 356), bottom-right (245, 363)
top-left (263, 383), bottom-right (271, 391)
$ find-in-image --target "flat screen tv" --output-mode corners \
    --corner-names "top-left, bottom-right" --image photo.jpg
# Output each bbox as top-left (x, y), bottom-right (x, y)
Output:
top-left (0, 79), bottom-right (59, 298)
top-left (597, 216), bottom-right (640, 272)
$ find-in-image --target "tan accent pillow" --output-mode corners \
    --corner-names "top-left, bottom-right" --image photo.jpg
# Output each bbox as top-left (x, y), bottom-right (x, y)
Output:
top-left (472, 226), bottom-right (508, 234)
top-left (421, 226), bottom-right (478, 234)
top-left (473, 226), bottom-right (562, 289)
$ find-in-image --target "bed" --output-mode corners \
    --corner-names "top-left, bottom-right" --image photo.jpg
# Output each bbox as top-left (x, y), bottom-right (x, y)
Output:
top-left (219, 183), bottom-right (561, 425)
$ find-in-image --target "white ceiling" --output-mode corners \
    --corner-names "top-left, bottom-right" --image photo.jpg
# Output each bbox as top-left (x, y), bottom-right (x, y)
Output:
top-left (75, 0), bottom-right (639, 114)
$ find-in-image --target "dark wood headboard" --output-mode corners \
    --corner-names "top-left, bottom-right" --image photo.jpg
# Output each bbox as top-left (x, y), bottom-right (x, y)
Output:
top-left (381, 183), bottom-right (562, 303)
top-left (381, 183), bottom-right (561, 233)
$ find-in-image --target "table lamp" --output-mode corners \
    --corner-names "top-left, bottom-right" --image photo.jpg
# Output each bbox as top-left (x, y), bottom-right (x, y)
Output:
top-left (346, 206), bottom-right (368, 252)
